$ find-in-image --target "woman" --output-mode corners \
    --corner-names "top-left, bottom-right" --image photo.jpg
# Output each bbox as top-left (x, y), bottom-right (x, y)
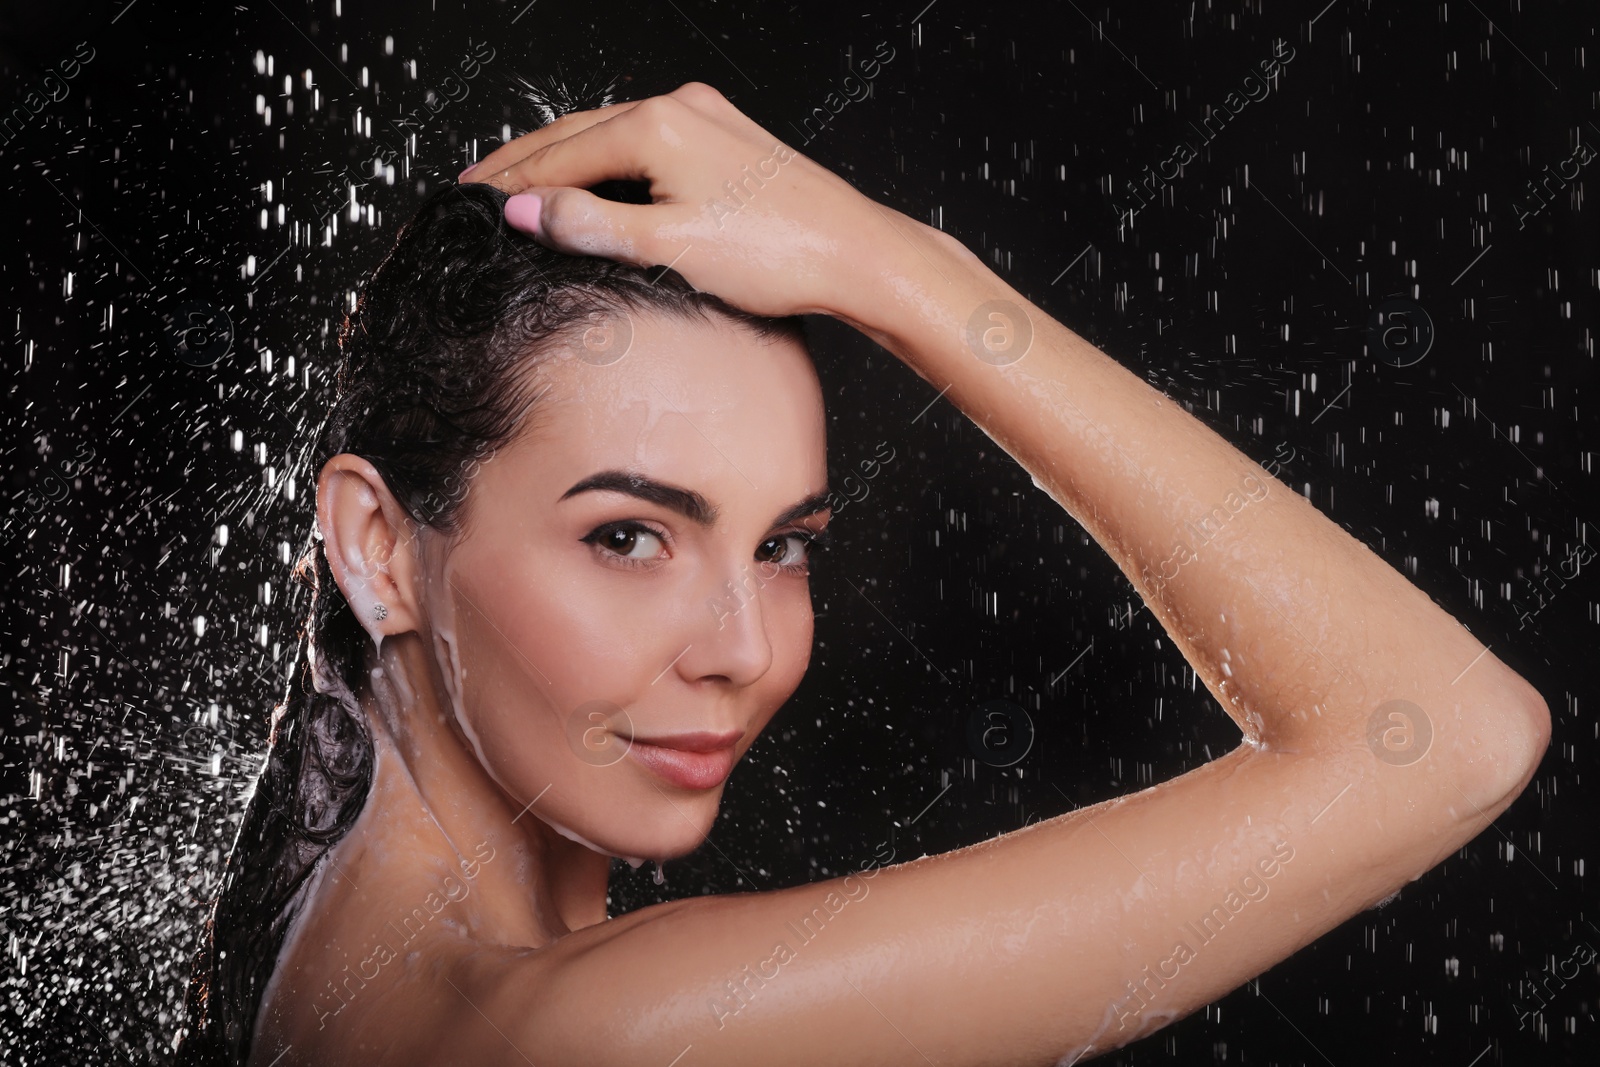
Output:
top-left (179, 83), bottom-right (1549, 1066)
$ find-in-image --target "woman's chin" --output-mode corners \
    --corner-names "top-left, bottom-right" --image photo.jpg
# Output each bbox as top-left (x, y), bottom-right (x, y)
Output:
top-left (604, 807), bottom-right (722, 865)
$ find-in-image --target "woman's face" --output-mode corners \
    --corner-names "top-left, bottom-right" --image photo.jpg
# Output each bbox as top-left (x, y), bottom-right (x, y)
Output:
top-left (421, 310), bottom-right (829, 862)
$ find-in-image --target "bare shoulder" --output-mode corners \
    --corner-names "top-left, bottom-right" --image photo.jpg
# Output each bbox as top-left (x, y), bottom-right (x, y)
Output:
top-left (251, 877), bottom-right (690, 1067)
top-left (246, 859), bottom-right (525, 1067)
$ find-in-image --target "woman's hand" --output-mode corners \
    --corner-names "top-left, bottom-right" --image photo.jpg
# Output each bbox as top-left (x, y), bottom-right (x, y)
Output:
top-left (459, 83), bottom-right (913, 321)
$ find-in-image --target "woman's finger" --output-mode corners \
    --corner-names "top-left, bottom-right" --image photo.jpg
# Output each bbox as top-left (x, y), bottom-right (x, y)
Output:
top-left (474, 96), bottom-right (714, 197)
top-left (460, 98), bottom-right (645, 184)
top-left (503, 187), bottom-right (674, 268)
top-left (464, 84), bottom-right (762, 193)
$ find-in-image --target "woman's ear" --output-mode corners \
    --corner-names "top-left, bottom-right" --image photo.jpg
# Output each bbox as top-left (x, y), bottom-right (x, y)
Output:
top-left (317, 453), bottom-right (424, 639)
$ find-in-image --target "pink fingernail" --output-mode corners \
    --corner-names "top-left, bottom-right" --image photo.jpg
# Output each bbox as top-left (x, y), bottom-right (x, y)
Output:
top-left (458, 163), bottom-right (477, 182)
top-left (505, 193), bottom-right (543, 236)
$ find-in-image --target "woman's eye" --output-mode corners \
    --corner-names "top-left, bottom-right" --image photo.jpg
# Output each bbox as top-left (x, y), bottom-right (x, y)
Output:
top-left (585, 524), bottom-right (828, 572)
top-left (584, 523), bottom-right (668, 565)
top-left (756, 532), bottom-right (826, 569)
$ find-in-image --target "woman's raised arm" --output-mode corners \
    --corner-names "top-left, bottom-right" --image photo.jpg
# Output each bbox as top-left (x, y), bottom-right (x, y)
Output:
top-left (440, 84), bottom-right (1551, 1066)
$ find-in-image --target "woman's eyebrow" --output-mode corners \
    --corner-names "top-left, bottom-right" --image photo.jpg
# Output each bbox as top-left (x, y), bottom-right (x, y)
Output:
top-left (771, 491), bottom-right (834, 528)
top-left (559, 470), bottom-right (832, 528)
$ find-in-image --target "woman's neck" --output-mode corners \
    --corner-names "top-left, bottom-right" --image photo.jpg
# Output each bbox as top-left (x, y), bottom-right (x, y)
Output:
top-left (341, 630), bottom-right (614, 948)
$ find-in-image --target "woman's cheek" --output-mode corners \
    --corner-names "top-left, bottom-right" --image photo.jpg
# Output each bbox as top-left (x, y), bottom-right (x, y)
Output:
top-left (444, 567), bottom-right (572, 779)
top-left (773, 582), bottom-right (817, 679)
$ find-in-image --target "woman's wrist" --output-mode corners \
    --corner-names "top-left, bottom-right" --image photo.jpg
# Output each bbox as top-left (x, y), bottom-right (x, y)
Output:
top-left (827, 206), bottom-right (1016, 365)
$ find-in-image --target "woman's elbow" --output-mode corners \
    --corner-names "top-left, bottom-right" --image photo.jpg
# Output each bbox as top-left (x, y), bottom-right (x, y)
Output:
top-left (1506, 682), bottom-right (1553, 793)
top-left (1455, 677), bottom-right (1551, 814)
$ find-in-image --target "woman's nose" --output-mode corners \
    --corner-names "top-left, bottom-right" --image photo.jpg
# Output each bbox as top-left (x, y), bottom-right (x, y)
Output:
top-left (679, 560), bottom-right (779, 686)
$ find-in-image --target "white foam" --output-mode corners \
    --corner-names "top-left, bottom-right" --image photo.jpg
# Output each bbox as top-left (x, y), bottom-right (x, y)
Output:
top-left (540, 811), bottom-right (648, 867)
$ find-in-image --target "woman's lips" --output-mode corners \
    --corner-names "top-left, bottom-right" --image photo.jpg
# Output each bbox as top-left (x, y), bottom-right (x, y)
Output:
top-left (623, 732), bottom-right (740, 789)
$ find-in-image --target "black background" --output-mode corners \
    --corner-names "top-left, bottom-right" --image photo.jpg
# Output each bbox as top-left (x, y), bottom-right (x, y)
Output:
top-left (2, 0), bottom-right (1596, 1063)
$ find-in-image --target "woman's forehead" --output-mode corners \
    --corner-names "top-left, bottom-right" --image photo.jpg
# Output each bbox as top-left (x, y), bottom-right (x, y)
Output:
top-left (483, 321), bottom-right (828, 504)
top-left (516, 315), bottom-right (823, 444)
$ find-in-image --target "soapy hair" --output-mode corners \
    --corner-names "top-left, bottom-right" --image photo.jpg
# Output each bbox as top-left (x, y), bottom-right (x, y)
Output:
top-left (173, 177), bottom-right (803, 1064)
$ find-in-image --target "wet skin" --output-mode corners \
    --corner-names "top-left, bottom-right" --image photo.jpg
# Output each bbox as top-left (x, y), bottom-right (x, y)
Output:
top-left (249, 83), bottom-right (1550, 1066)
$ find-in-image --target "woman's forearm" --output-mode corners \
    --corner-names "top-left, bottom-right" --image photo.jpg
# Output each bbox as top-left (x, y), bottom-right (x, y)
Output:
top-left (841, 213), bottom-right (1548, 800)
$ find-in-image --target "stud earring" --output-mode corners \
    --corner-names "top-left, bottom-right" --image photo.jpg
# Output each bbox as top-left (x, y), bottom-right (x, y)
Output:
top-left (373, 602), bottom-right (389, 621)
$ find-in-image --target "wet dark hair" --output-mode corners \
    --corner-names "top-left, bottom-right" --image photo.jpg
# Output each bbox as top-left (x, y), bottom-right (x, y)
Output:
top-left (174, 180), bottom-right (804, 1064)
